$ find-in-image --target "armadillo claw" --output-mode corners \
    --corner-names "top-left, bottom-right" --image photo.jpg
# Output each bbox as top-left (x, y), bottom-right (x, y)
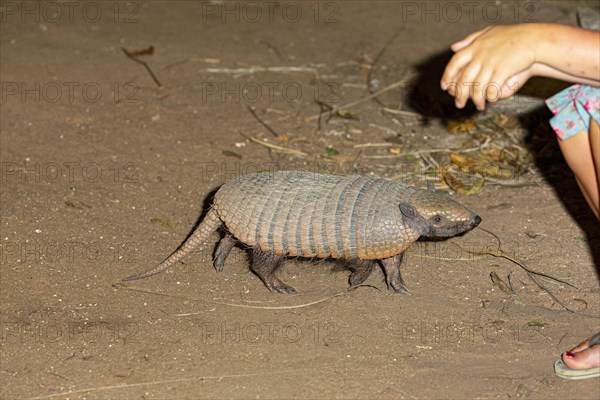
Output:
top-left (380, 253), bottom-right (410, 294)
top-left (390, 281), bottom-right (410, 294)
top-left (347, 259), bottom-right (377, 287)
top-left (349, 270), bottom-right (370, 287)
top-left (265, 279), bottom-right (298, 294)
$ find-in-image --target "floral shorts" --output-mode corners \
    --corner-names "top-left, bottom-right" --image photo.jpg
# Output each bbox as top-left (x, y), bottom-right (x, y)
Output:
top-left (546, 84), bottom-right (600, 140)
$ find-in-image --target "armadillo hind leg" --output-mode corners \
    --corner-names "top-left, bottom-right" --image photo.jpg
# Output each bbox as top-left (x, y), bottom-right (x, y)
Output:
top-left (123, 208), bottom-right (222, 281)
top-left (379, 253), bottom-right (409, 294)
top-left (213, 232), bottom-right (237, 272)
top-left (250, 247), bottom-right (297, 294)
top-left (348, 259), bottom-right (378, 287)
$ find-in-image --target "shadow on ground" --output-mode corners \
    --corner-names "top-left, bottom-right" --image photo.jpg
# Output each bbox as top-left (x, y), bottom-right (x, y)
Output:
top-left (407, 50), bottom-right (599, 276)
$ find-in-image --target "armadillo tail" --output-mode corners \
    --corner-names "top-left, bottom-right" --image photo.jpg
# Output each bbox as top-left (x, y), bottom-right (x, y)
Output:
top-left (123, 208), bottom-right (221, 281)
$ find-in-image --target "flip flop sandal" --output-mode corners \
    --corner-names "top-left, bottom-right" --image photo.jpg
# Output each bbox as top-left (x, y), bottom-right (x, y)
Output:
top-left (554, 332), bottom-right (600, 380)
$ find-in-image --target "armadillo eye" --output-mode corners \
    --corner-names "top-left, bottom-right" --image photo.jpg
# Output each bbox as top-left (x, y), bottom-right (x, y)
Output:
top-left (432, 215), bottom-right (442, 224)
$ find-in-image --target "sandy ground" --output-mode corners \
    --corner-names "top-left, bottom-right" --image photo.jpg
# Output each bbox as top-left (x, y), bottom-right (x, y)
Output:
top-left (1, 1), bottom-right (599, 399)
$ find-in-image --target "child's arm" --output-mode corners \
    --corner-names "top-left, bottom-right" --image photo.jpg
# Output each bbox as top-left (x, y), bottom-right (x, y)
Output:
top-left (527, 63), bottom-right (600, 88)
top-left (441, 24), bottom-right (600, 110)
top-left (535, 24), bottom-right (600, 81)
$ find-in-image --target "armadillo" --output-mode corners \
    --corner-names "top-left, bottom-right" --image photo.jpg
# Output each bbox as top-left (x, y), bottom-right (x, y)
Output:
top-left (124, 171), bottom-right (481, 293)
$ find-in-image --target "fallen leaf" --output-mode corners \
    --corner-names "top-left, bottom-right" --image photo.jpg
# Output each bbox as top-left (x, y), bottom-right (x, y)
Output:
top-left (447, 119), bottom-right (477, 133)
top-left (64, 200), bottom-right (92, 209)
top-left (325, 146), bottom-right (340, 156)
top-left (490, 271), bottom-right (512, 294)
top-left (151, 218), bottom-right (176, 228)
top-left (443, 166), bottom-right (484, 195)
top-left (222, 150), bottom-right (242, 159)
top-left (332, 109), bottom-right (360, 120)
top-left (346, 124), bottom-right (362, 135)
top-left (526, 320), bottom-right (548, 327)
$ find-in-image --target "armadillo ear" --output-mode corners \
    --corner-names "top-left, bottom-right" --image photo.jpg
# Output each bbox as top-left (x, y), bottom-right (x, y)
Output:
top-left (399, 202), bottom-right (418, 219)
top-left (400, 202), bottom-right (428, 235)
top-left (427, 181), bottom-right (435, 192)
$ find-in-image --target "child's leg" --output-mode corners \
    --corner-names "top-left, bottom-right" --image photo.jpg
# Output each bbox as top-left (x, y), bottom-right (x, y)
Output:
top-left (591, 119), bottom-right (600, 202)
top-left (557, 118), bottom-right (600, 219)
top-left (556, 121), bottom-right (600, 374)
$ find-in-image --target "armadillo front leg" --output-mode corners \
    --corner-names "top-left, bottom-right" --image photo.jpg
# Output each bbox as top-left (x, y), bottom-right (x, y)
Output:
top-left (213, 232), bottom-right (236, 272)
top-left (250, 247), bottom-right (297, 294)
top-left (380, 253), bottom-right (409, 294)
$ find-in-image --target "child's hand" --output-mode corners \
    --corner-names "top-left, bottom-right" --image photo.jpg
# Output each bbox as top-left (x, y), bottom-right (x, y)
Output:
top-left (441, 24), bottom-right (540, 110)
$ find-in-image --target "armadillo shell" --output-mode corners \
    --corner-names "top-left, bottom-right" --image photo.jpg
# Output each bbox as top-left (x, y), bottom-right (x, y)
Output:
top-left (213, 171), bottom-right (420, 260)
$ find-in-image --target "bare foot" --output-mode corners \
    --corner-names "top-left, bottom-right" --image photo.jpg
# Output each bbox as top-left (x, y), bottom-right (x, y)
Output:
top-left (562, 333), bottom-right (600, 371)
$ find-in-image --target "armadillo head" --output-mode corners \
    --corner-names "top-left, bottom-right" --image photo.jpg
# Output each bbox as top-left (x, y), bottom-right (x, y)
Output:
top-left (399, 186), bottom-right (481, 238)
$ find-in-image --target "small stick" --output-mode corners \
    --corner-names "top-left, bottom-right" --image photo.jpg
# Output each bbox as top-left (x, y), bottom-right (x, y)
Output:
top-left (404, 145), bottom-right (484, 156)
top-left (471, 228), bottom-right (577, 289)
top-left (30, 368), bottom-right (318, 399)
top-left (352, 142), bottom-right (393, 148)
top-left (200, 66), bottom-right (319, 75)
top-left (363, 144), bottom-right (484, 159)
top-left (368, 123), bottom-right (398, 135)
top-left (366, 26), bottom-right (405, 107)
top-left (162, 58), bottom-right (190, 70)
top-left (457, 227), bottom-right (597, 316)
top-left (315, 100), bottom-right (333, 131)
top-left (507, 272), bottom-right (515, 294)
top-left (381, 107), bottom-right (422, 117)
top-left (259, 39), bottom-right (285, 61)
top-left (114, 282), bottom-right (370, 311)
top-left (363, 155), bottom-right (401, 159)
top-left (306, 79), bottom-right (408, 122)
top-left (122, 47), bottom-right (162, 88)
top-left (247, 106), bottom-right (279, 138)
top-left (239, 131), bottom-right (308, 157)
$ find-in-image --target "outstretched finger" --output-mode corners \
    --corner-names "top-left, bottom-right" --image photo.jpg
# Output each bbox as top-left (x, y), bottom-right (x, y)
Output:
top-left (495, 78), bottom-right (520, 101)
top-left (450, 26), bottom-right (492, 52)
top-left (489, 68), bottom-right (519, 102)
top-left (472, 69), bottom-right (493, 110)
top-left (441, 52), bottom-right (472, 90)
top-left (455, 63), bottom-right (482, 109)
top-left (500, 71), bottom-right (530, 99)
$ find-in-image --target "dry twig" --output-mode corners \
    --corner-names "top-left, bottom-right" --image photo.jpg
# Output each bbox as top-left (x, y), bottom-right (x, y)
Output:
top-left (113, 282), bottom-right (370, 311)
top-left (460, 227), bottom-right (597, 316)
top-left (247, 106), bottom-right (279, 138)
top-left (122, 47), bottom-right (162, 88)
top-left (239, 131), bottom-right (308, 157)
top-left (306, 79), bottom-right (410, 122)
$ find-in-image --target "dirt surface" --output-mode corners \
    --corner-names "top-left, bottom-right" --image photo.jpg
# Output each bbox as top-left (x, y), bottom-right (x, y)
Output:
top-left (1, 1), bottom-right (599, 399)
